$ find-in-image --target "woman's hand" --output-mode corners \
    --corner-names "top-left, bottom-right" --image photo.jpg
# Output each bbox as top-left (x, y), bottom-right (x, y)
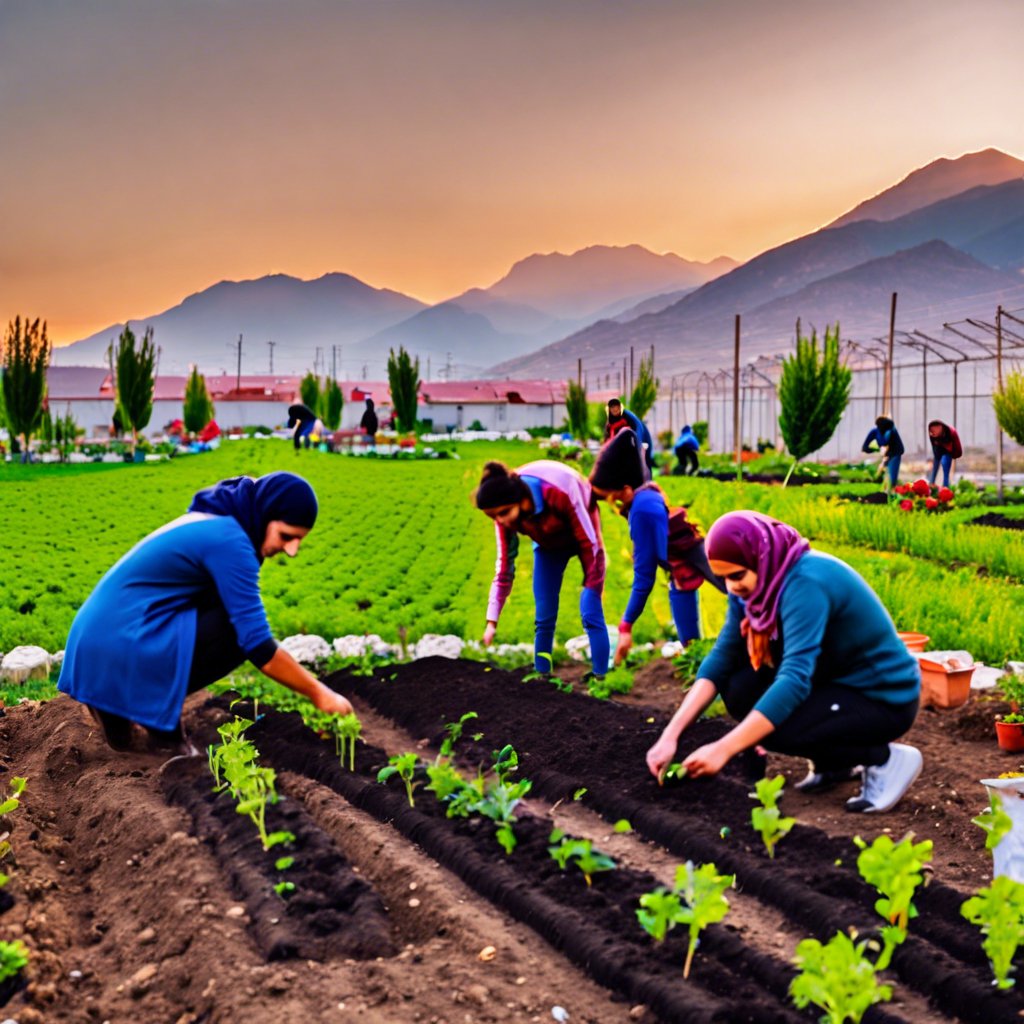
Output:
top-left (482, 621), bottom-right (498, 646)
top-left (312, 684), bottom-right (354, 717)
top-left (646, 732), bottom-right (679, 781)
top-left (614, 624), bottom-right (633, 666)
top-left (682, 739), bottom-right (732, 778)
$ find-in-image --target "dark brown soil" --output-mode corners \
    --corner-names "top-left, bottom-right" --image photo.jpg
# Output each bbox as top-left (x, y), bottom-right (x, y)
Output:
top-left (968, 512), bottom-right (1024, 531)
top-left (0, 654), bottom-right (1018, 1024)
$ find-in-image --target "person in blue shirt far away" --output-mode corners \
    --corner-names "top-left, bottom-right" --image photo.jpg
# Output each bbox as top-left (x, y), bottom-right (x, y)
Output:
top-left (674, 424), bottom-right (700, 475)
top-left (645, 510), bottom-right (922, 813)
top-left (589, 429), bottom-right (725, 666)
top-left (861, 415), bottom-right (904, 496)
top-left (59, 472), bottom-right (353, 754)
top-left (604, 398), bottom-right (654, 474)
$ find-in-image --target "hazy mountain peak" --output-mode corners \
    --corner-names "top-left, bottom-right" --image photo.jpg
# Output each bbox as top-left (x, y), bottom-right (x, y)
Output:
top-left (828, 147), bottom-right (1024, 228)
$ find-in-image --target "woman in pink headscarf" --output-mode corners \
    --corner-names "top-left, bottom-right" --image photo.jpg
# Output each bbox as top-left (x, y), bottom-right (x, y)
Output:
top-left (645, 511), bottom-right (923, 813)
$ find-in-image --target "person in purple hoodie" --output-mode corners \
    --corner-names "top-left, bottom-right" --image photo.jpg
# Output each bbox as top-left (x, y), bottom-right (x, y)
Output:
top-left (645, 511), bottom-right (922, 813)
top-left (475, 459), bottom-right (609, 679)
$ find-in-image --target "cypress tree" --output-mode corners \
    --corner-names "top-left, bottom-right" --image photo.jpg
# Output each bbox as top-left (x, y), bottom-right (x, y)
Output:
top-left (322, 378), bottom-right (344, 430)
top-left (183, 366), bottom-right (215, 436)
top-left (565, 380), bottom-right (589, 439)
top-left (777, 322), bottom-right (851, 486)
top-left (110, 323), bottom-right (156, 455)
top-left (387, 347), bottom-right (420, 433)
top-left (629, 353), bottom-right (659, 421)
top-left (299, 372), bottom-right (320, 413)
top-left (1, 316), bottom-right (51, 459)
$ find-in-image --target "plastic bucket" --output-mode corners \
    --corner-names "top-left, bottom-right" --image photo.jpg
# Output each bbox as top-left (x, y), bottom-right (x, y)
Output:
top-left (898, 632), bottom-right (930, 652)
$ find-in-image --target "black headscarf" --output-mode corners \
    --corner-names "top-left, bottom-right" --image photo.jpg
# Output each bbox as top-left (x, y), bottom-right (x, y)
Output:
top-left (591, 428), bottom-right (645, 490)
top-left (188, 472), bottom-right (318, 557)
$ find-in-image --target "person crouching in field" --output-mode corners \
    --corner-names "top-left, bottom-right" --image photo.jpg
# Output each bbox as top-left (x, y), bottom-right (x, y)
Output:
top-left (59, 472), bottom-right (353, 754)
top-left (476, 460), bottom-right (610, 680)
top-left (645, 510), bottom-right (923, 813)
top-left (928, 419), bottom-right (962, 489)
top-left (589, 429), bottom-right (726, 666)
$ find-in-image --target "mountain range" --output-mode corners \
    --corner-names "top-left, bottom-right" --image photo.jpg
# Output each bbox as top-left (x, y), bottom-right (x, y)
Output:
top-left (53, 147), bottom-right (1024, 381)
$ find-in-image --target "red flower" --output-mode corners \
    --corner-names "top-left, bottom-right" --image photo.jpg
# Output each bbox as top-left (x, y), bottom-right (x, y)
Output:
top-left (912, 479), bottom-right (931, 497)
top-left (938, 487), bottom-right (954, 502)
top-left (894, 484), bottom-right (909, 495)
top-left (925, 497), bottom-right (939, 510)
top-left (899, 499), bottom-right (914, 511)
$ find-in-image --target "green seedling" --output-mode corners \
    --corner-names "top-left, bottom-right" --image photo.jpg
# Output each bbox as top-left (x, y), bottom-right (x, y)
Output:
top-left (853, 833), bottom-right (933, 969)
top-left (265, 830), bottom-right (295, 851)
top-left (790, 930), bottom-right (893, 1023)
top-left (750, 775), bottom-right (796, 859)
top-left (274, 856), bottom-right (295, 871)
top-left (425, 760), bottom-right (467, 802)
top-left (0, 776), bottom-right (27, 818)
top-left (961, 875), bottom-right (1024, 989)
top-left (659, 762), bottom-right (687, 786)
top-left (547, 834), bottom-right (616, 885)
top-left (378, 752), bottom-right (420, 807)
top-left (274, 880), bottom-right (296, 897)
top-left (675, 861), bottom-right (735, 978)
top-left (439, 711), bottom-right (480, 758)
top-left (973, 791), bottom-right (1014, 852)
top-left (476, 774), bottom-right (532, 854)
top-left (637, 889), bottom-right (684, 942)
top-left (334, 712), bottom-right (362, 771)
top-left (587, 666), bottom-right (634, 701)
top-left (492, 744), bottom-right (519, 784)
top-left (0, 939), bottom-right (29, 984)
top-left (614, 819), bottom-right (633, 833)
top-left (573, 787), bottom-right (588, 801)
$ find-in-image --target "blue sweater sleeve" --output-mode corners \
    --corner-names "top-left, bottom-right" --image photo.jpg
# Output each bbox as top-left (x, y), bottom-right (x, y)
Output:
top-left (201, 530), bottom-right (277, 665)
top-left (861, 428), bottom-right (880, 453)
top-left (696, 595), bottom-right (747, 684)
top-left (752, 578), bottom-right (830, 725)
top-left (622, 501), bottom-right (666, 624)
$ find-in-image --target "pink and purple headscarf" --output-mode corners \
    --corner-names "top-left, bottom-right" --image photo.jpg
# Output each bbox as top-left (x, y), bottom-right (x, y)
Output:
top-left (705, 511), bottom-right (809, 634)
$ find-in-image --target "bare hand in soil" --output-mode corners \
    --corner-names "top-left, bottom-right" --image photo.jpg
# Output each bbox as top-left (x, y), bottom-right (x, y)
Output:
top-left (682, 740), bottom-right (730, 778)
top-left (312, 685), bottom-right (354, 717)
top-left (614, 630), bottom-right (632, 667)
top-left (645, 733), bottom-right (678, 781)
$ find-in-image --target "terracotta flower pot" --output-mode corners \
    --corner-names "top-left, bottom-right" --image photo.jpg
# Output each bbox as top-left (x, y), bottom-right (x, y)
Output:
top-left (996, 720), bottom-right (1024, 753)
top-left (898, 632), bottom-right (930, 653)
top-left (918, 656), bottom-right (973, 709)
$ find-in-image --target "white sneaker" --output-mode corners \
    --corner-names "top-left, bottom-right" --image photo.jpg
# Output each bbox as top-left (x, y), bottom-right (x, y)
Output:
top-left (845, 743), bottom-right (922, 813)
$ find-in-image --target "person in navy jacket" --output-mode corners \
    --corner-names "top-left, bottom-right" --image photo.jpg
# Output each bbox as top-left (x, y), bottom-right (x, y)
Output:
top-left (604, 398), bottom-right (654, 473)
top-left (59, 472), bottom-right (353, 752)
top-left (475, 459), bottom-right (609, 679)
top-left (645, 511), bottom-right (922, 813)
top-left (589, 429), bottom-right (725, 666)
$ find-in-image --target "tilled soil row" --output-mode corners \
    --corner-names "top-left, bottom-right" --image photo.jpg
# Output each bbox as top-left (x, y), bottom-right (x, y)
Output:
top-left (160, 756), bottom-right (394, 962)
top-left (331, 658), bottom-right (1023, 1024)
top-left (244, 702), bottom-right (901, 1024)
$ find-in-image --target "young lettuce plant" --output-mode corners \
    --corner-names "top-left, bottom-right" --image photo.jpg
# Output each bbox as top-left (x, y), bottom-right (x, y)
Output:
top-left (973, 791), bottom-right (1013, 852)
top-left (439, 711), bottom-right (481, 758)
top-left (636, 860), bottom-right (734, 978)
top-left (960, 875), bottom-right (1024, 990)
top-left (0, 776), bottom-right (27, 867)
top-left (0, 939), bottom-right (29, 984)
top-left (377, 752), bottom-right (420, 807)
top-left (790, 930), bottom-right (893, 1023)
top-left (547, 830), bottom-right (616, 885)
top-left (853, 833), bottom-right (933, 969)
top-left (750, 775), bottom-right (795, 859)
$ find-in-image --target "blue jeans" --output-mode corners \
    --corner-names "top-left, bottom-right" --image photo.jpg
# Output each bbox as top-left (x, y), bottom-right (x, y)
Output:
top-left (929, 453), bottom-right (952, 487)
top-left (533, 547), bottom-right (609, 676)
top-left (669, 585), bottom-right (700, 644)
top-left (885, 455), bottom-right (901, 489)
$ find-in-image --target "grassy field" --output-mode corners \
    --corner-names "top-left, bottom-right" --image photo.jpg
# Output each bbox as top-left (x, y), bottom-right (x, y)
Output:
top-left (1, 439), bottom-right (1020, 665)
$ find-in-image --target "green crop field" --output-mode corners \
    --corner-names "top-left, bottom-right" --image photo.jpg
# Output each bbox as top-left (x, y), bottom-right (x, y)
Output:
top-left (1, 439), bottom-right (1021, 665)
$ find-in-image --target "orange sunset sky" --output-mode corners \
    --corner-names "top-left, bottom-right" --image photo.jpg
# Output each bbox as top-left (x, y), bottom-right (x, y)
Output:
top-left (1, 0), bottom-right (1023, 345)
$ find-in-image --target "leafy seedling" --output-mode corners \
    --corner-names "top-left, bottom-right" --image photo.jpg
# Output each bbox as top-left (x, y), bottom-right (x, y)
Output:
top-left (973, 792), bottom-right (1013, 852)
top-left (0, 776), bottom-right (28, 818)
top-left (0, 939), bottom-right (29, 983)
top-left (425, 761), bottom-right (467, 803)
top-left (750, 775), bottom-right (795, 859)
top-left (961, 875), bottom-right (1024, 989)
top-left (274, 880), bottom-right (296, 898)
top-left (587, 666), bottom-right (634, 701)
top-left (378, 752), bottom-right (420, 807)
top-left (275, 856), bottom-right (295, 871)
top-left (790, 930), bottom-right (893, 1023)
top-left (659, 762), bottom-right (687, 786)
top-left (675, 861), bottom-right (735, 978)
top-left (853, 832), bottom-right (933, 969)
top-left (334, 712), bottom-right (363, 771)
top-left (573, 787), bottom-right (588, 801)
top-left (548, 835), bottom-right (615, 885)
top-left (637, 889), bottom-right (684, 942)
top-left (439, 711), bottom-right (479, 758)
top-left (614, 819), bottom-right (633, 833)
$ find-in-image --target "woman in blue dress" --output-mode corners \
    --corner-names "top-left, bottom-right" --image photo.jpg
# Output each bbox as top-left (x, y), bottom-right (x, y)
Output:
top-left (59, 471), bottom-right (353, 752)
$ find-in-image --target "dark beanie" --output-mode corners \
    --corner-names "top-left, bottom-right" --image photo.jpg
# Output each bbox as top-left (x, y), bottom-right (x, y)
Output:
top-left (591, 429), bottom-right (645, 490)
top-left (475, 461), bottom-right (526, 509)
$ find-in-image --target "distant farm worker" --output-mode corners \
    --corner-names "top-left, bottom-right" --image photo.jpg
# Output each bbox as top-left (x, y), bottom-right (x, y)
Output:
top-left (58, 472), bottom-right (353, 754)
top-left (287, 402), bottom-right (317, 450)
top-left (590, 430), bottom-right (726, 666)
top-left (360, 398), bottom-right (379, 447)
top-left (674, 423), bottom-right (700, 476)
top-left (604, 398), bottom-right (654, 474)
top-left (861, 415), bottom-right (905, 495)
top-left (927, 419), bottom-right (962, 488)
top-left (645, 511), bottom-right (922, 814)
top-left (476, 460), bottom-right (610, 680)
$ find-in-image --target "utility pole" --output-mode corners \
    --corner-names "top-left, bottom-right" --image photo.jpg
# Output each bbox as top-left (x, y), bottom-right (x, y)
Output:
top-left (734, 315), bottom-right (742, 480)
top-left (577, 358), bottom-right (582, 389)
top-left (331, 344), bottom-right (338, 381)
top-left (629, 346), bottom-right (635, 398)
top-left (235, 334), bottom-right (243, 392)
top-left (883, 292), bottom-right (897, 414)
top-left (267, 340), bottom-right (275, 374)
top-left (314, 346), bottom-right (323, 379)
top-left (997, 305), bottom-right (1004, 501)
top-left (427, 355), bottom-right (431, 380)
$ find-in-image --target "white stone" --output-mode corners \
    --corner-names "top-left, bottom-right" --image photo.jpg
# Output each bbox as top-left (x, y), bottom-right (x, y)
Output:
top-left (661, 641), bottom-right (684, 659)
top-left (279, 634), bottom-right (332, 666)
top-left (331, 634), bottom-right (397, 659)
top-left (0, 645), bottom-right (52, 684)
top-left (411, 634), bottom-right (464, 660)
